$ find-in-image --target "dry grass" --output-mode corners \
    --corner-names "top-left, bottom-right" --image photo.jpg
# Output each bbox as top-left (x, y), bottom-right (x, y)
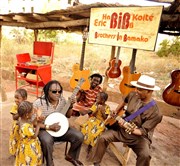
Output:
top-left (1, 39), bottom-right (179, 101)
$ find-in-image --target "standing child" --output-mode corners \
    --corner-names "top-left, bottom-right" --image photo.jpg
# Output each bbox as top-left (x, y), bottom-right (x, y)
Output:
top-left (9, 88), bottom-right (27, 156)
top-left (80, 91), bottom-right (111, 156)
top-left (15, 101), bottom-right (42, 166)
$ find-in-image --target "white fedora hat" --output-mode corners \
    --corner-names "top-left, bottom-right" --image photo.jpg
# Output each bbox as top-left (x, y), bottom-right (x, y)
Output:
top-left (130, 75), bottom-right (160, 91)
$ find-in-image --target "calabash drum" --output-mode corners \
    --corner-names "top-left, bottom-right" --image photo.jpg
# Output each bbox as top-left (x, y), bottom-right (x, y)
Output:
top-left (44, 112), bottom-right (69, 137)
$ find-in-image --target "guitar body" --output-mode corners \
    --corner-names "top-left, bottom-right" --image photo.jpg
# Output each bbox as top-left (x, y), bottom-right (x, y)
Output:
top-left (106, 58), bottom-right (122, 78)
top-left (70, 64), bottom-right (90, 90)
top-left (162, 69), bottom-right (180, 107)
top-left (105, 108), bottom-right (137, 134)
top-left (119, 66), bottom-right (141, 96)
top-left (70, 29), bottom-right (90, 90)
top-left (105, 109), bottom-right (125, 126)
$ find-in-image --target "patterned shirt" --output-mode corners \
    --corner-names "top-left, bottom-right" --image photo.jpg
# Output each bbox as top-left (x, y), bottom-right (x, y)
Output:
top-left (79, 85), bottom-right (102, 107)
top-left (90, 103), bottom-right (111, 121)
top-left (10, 104), bottom-right (18, 114)
top-left (33, 96), bottom-right (67, 118)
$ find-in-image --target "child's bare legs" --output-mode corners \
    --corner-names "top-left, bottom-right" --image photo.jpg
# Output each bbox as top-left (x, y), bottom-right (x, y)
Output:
top-left (86, 145), bottom-right (92, 159)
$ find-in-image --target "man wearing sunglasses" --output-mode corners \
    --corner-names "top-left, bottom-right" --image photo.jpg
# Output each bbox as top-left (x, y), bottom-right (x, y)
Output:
top-left (33, 80), bottom-right (84, 166)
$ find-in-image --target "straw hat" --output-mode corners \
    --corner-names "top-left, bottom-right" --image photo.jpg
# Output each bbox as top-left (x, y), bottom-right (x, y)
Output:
top-left (130, 75), bottom-right (160, 91)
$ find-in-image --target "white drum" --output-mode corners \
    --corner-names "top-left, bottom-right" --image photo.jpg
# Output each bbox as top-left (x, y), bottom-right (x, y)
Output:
top-left (45, 112), bottom-right (69, 137)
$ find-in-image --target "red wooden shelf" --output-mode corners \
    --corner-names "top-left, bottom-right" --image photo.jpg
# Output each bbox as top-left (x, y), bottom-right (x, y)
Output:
top-left (15, 41), bottom-right (54, 97)
top-left (15, 65), bottom-right (52, 96)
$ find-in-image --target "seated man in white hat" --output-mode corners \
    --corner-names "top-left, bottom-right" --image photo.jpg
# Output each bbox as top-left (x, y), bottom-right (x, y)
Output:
top-left (88, 75), bottom-right (163, 166)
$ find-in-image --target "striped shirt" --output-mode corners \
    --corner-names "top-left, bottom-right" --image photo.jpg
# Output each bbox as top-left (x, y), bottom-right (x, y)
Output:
top-left (33, 96), bottom-right (67, 118)
top-left (73, 85), bottom-right (102, 111)
top-left (83, 85), bottom-right (102, 107)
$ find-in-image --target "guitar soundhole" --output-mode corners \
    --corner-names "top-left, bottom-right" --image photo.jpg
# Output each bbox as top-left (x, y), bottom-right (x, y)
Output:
top-left (174, 90), bottom-right (180, 94)
top-left (75, 79), bottom-right (79, 82)
top-left (124, 83), bottom-right (136, 88)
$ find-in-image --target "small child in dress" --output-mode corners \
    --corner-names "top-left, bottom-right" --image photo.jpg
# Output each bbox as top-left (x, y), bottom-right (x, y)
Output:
top-left (80, 91), bottom-right (111, 157)
top-left (9, 88), bottom-right (27, 156)
top-left (15, 101), bottom-right (43, 166)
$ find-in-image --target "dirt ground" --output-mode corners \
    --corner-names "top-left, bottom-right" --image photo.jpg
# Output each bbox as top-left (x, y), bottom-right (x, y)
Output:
top-left (1, 79), bottom-right (180, 166)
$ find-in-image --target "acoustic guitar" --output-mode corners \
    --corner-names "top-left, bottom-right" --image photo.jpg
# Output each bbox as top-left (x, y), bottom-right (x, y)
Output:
top-left (119, 49), bottom-right (141, 96)
top-left (105, 106), bottom-right (137, 134)
top-left (106, 46), bottom-right (122, 78)
top-left (105, 107), bottom-right (125, 126)
top-left (119, 66), bottom-right (141, 96)
top-left (70, 27), bottom-right (90, 90)
top-left (162, 69), bottom-right (180, 107)
top-left (45, 78), bottom-right (85, 137)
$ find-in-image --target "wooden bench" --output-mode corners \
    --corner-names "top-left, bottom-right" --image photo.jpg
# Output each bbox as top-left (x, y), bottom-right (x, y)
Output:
top-left (109, 142), bottom-right (131, 166)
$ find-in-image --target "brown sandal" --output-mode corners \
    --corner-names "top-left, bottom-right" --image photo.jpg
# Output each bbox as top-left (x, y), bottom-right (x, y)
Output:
top-left (65, 155), bottom-right (83, 166)
top-left (75, 159), bottom-right (84, 166)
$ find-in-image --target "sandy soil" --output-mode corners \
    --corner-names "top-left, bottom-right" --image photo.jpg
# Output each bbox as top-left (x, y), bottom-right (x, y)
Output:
top-left (1, 79), bottom-right (180, 166)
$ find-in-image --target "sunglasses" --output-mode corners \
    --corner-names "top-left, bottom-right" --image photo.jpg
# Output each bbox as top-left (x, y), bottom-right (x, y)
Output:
top-left (49, 90), bottom-right (62, 94)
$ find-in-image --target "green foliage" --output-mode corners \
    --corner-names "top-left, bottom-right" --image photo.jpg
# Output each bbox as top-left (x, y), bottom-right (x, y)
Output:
top-left (38, 30), bottom-right (59, 42)
top-left (169, 37), bottom-right (180, 56)
top-left (156, 39), bottom-right (170, 57)
top-left (9, 28), bottom-right (34, 44)
top-left (157, 37), bottom-right (180, 57)
top-left (8, 28), bottom-right (60, 43)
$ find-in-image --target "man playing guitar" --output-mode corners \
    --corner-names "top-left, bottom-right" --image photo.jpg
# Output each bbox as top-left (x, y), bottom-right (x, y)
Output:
top-left (89, 75), bottom-right (163, 166)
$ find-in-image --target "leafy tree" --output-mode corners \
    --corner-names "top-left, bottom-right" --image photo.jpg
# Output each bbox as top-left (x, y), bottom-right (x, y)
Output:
top-left (9, 28), bottom-right (34, 44)
top-left (169, 37), bottom-right (180, 57)
top-left (156, 39), bottom-right (170, 57)
top-left (9, 28), bottom-right (60, 43)
top-left (157, 37), bottom-right (180, 57)
top-left (38, 30), bottom-right (59, 42)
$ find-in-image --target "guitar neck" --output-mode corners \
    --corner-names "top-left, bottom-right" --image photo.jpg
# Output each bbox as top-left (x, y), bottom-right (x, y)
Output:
top-left (115, 47), bottom-right (121, 64)
top-left (61, 101), bottom-right (71, 116)
top-left (71, 85), bottom-right (82, 99)
top-left (115, 115), bottom-right (124, 122)
top-left (79, 38), bottom-right (87, 71)
top-left (129, 49), bottom-right (137, 74)
top-left (61, 87), bottom-right (80, 115)
top-left (61, 79), bottom-right (85, 115)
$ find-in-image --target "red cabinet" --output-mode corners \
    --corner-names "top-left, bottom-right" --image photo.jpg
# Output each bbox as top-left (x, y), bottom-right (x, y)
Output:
top-left (15, 64), bottom-right (52, 96)
top-left (15, 41), bottom-right (54, 97)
